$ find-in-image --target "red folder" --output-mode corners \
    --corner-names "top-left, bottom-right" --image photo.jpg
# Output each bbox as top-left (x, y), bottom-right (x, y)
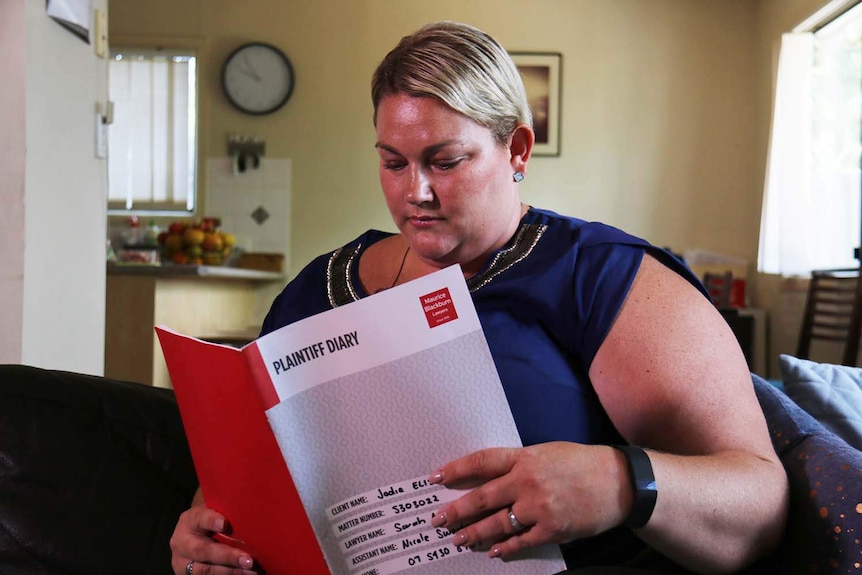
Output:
top-left (156, 327), bottom-right (329, 575)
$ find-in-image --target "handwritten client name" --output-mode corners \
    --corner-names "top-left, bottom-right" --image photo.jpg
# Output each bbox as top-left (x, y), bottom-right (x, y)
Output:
top-left (272, 331), bottom-right (359, 374)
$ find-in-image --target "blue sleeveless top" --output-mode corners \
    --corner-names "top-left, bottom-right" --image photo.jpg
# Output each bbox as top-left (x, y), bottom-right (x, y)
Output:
top-left (260, 207), bottom-right (707, 448)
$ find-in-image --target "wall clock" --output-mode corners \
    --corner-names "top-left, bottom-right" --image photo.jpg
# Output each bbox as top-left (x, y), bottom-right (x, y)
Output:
top-left (221, 42), bottom-right (295, 115)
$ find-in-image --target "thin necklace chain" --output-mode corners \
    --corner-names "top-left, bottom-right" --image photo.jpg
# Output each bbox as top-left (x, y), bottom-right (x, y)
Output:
top-left (390, 246), bottom-right (410, 288)
top-left (375, 245), bottom-right (410, 294)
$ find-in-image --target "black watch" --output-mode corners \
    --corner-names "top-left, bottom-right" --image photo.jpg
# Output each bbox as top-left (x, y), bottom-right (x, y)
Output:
top-left (613, 445), bottom-right (657, 528)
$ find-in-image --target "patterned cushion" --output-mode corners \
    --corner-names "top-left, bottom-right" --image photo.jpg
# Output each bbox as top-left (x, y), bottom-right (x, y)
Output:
top-left (748, 375), bottom-right (862, 574)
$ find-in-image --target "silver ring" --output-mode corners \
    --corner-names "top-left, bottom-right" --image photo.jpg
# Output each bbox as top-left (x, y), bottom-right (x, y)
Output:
top-left (507, 505), bottom-right (525, 531)
top-left (185, 560), bottom-right (194, 575)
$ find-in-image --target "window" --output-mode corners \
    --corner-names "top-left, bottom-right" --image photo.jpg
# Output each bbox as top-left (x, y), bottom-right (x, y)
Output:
top-left (758, 2), bottom-right (862, 276)
top-left (108, 49), bottom-right (198, 214)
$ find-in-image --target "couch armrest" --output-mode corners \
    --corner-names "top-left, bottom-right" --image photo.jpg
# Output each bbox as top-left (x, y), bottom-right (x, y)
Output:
top-left (0, 365), bottom-right (197, 575)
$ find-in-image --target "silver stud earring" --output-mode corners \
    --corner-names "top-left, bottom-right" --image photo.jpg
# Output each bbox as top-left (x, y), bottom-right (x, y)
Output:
top-left (513, 171), bottom-right (525, 183)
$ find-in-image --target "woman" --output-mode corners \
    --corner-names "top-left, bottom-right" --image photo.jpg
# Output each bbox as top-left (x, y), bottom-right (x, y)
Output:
top-left (171, 21), bottom-right (788, 575)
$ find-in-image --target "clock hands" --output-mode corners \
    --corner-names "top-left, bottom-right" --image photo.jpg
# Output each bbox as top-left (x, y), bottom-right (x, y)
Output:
top-left (241, 53), bottom-right (261, 82)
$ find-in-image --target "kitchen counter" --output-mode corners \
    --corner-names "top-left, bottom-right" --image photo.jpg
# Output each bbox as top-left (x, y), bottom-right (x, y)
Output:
top-left (107, 262), bottom-right (284, 281)
top-left (105, 262), bottom-right (286, 388)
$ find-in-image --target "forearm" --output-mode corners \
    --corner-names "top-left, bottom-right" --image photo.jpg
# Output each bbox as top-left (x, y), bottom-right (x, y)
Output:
top-left (635, 449), bottom-right (788, 574)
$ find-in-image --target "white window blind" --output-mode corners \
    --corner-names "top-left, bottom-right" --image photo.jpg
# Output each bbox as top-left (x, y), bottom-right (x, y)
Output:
top-left (758, 4), bottom-right (862, 276)
top-left (108, 50), bottom-right (197, 213)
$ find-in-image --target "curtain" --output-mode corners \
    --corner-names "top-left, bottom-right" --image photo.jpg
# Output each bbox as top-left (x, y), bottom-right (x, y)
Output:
top-left (758, 29), bottom-right (861, 276)
top-left (758, 34), bottom-right (815, 276)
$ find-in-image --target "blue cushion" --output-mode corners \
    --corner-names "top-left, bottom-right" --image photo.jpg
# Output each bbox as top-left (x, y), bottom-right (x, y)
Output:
top-left (778, 354), bottom-right (862, 451)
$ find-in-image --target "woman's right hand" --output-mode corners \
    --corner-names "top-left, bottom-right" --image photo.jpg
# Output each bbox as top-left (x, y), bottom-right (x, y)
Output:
top-left (170, 494), bottom-right (258, 575)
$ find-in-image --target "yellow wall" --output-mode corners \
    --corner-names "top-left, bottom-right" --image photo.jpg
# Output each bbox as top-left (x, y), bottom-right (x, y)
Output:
top-left (110, 0), bottom-right (837, 376)
top-left (110, 0), bottom-right (766, 272)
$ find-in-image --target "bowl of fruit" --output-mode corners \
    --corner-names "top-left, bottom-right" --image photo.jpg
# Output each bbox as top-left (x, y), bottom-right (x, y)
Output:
top-left (159, 218), bottom-right (236, 266)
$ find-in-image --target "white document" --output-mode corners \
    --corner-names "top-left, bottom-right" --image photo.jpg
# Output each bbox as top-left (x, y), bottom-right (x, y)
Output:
top-left (46, 0), bottom-right (91, 42)
top-left (252, 265), bottom-right (565, 575)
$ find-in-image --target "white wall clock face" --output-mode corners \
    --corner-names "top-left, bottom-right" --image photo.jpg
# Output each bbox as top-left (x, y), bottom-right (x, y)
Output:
top-left (221, 42), bottom-right (295, 115)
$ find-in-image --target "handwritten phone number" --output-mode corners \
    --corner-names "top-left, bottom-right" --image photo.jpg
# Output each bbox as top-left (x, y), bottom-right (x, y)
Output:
top-left (391, 494), bottom-right (439, 515)
top-left (405, 544), bottom-right (465, 566)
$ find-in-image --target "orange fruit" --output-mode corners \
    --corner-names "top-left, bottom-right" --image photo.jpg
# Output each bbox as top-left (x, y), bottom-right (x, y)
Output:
top-left (202, 232), bottom-right (224, 253)
top-left (183, 227), bottom-right (205, 246)
top-left (165, 234), bottom-right (184, 254)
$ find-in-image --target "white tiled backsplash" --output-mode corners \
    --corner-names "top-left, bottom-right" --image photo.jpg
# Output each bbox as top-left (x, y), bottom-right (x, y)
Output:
top-left (206, 156), bottom-right (292, 266)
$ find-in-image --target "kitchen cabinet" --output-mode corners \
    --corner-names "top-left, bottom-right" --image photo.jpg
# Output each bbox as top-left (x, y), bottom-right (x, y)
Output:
top-left (105, 263), bottom-right (284, 388)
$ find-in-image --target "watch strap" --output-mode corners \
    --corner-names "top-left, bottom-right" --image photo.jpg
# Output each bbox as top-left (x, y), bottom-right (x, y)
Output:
top-left (613, 445), bottom-right (657, 528)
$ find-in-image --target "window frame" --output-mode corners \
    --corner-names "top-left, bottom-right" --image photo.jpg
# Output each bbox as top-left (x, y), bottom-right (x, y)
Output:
top-left (107, 44), bottom-right (200, 217)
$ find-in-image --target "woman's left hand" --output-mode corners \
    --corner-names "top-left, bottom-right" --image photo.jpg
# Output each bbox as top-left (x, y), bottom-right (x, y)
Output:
top-left (429, 442), bottom-right (630, 560)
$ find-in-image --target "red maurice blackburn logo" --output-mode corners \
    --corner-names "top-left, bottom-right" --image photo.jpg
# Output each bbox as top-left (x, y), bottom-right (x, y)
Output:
top-left (420, 288), bottom-right (459, 328)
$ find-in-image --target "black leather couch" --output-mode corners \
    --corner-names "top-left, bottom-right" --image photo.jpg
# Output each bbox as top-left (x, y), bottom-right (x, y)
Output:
top-left (0, 365), bottom-right (197, 575)
top-left (1, 365), bottom-right (861, 575)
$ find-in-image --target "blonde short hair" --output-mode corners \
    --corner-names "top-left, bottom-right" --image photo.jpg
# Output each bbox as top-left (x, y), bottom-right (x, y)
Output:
top-left (371, 21), bottom-right (532, 146)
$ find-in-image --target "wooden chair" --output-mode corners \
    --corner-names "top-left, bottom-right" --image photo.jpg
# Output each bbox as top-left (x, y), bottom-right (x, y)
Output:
top-left (796, 267), bottom-right (862, 366)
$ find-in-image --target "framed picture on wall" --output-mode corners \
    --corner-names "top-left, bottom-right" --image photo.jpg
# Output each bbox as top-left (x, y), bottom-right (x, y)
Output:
top-left (510, 52), bottom-right (562, 157)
